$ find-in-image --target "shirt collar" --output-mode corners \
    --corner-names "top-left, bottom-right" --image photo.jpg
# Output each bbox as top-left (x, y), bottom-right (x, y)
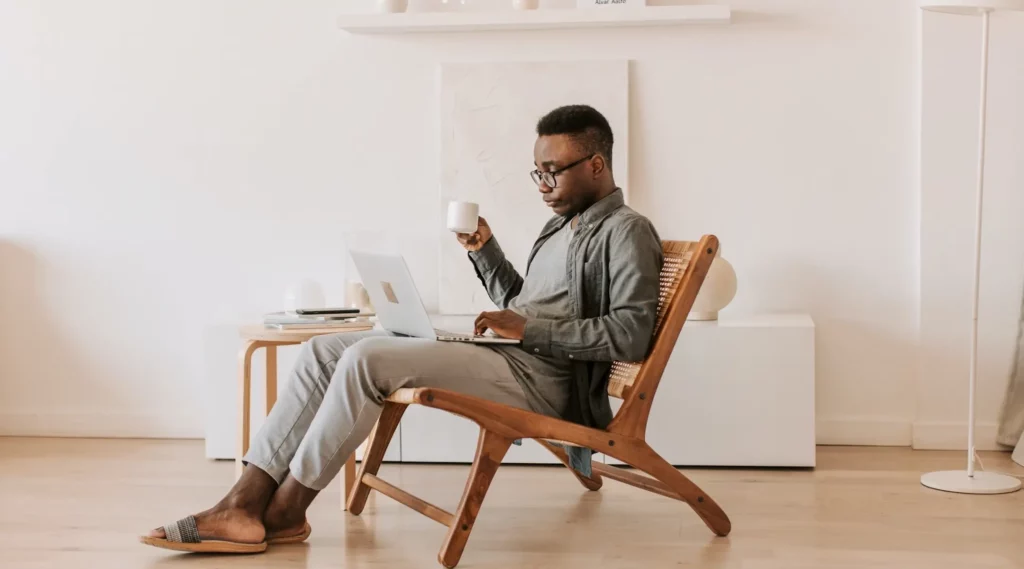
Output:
top-left (574, 187), bottom-right (624, 228)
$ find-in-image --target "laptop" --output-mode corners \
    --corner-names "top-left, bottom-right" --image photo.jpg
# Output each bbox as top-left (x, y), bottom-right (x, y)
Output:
top-left (349, 250), bottom-right (521, 345)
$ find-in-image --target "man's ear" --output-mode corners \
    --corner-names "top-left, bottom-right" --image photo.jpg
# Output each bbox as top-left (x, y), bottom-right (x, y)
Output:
top-left (590, 155), bottom-right (606, 179)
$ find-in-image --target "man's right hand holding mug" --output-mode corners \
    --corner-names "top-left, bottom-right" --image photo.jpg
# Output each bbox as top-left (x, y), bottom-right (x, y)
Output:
top-left (456, 217), bottom-right (493, 252)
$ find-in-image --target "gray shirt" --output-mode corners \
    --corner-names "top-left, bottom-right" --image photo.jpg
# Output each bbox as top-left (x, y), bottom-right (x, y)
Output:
top-left (488, 221), bottom-right (576, 418)
top-left (468, 189), bottom-right (663, 476)
top-left (468, 188), bottom-right (663, 429)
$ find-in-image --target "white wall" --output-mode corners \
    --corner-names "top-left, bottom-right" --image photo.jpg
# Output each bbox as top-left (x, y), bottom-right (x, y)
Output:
top-left (0, 0), bottom-right (927, 445)
top-left (918, 10), bottom-right (1024, 450)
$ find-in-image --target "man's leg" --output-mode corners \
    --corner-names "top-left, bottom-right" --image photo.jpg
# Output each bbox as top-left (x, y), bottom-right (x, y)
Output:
top-left (243, 330), bottom-right (390, 482)
top-left (145, 330), bottom-right (388, 544)
top-left (261, 336), bottom-right (532, 534)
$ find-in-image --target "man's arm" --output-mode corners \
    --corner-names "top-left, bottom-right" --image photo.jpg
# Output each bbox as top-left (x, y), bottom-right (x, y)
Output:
top-left (455, 216), bottom-right (525, 309)
top-left (468, 236), bottom-right (524, 310)
top-left (522, 217), bottom-right (663, 362)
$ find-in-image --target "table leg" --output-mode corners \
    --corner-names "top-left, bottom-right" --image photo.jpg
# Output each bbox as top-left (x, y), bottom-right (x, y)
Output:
top-left (342, 453), bottom-right (357, 511)
top-left (236, 340), bottom-right (262, 480)
top-left (265, 345), bottom-right (278, 414)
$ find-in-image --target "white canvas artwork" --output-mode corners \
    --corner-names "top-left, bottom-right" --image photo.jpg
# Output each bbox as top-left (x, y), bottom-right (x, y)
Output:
top-left (438, 60), bottom-right (629, 315)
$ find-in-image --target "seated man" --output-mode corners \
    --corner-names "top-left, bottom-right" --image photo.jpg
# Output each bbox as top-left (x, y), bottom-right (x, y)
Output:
top-left (142, 104), bottom-right (663, 553)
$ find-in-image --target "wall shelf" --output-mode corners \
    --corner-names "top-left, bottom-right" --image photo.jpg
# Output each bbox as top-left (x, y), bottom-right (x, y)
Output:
top-left (337, 5), bottom-right (732, 34)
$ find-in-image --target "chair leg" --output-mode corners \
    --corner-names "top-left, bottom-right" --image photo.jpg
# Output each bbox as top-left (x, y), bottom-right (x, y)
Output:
top-left (537, 440), bottom-right (602, 491)
top-left (341, 453), bottom-right (356, 511)
top-left (437, 428), bottom-right (513, 569)
top-left (630, 446), bottom-right (731, 537)
top-left (347, 401), bottom-right (406, 515)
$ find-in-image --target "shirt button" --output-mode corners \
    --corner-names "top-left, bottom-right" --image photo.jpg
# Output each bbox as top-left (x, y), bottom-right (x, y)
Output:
top-left (534, 348), bottom-right (540, 353)
top-left (569, 354), bottom-right (574, 359)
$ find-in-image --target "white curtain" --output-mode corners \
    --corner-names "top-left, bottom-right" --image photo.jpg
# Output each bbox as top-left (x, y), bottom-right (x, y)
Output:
top-left (997, 292), bottom-right (1024, 448)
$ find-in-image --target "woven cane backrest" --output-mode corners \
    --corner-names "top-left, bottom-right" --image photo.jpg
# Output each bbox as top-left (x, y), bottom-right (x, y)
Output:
top-left (607, 241), bottom-right (695, 399)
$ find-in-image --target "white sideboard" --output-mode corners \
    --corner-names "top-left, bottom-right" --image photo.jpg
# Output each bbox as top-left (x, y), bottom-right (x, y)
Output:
top-left (401, 313), bottom-right (816, 467)
top-left (211, 314), bottom-right (815, 468)
top-left (608, 314), bottom-right (816, 467)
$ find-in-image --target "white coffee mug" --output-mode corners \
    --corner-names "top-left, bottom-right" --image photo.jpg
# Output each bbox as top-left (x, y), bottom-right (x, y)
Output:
top-left (447, 201), bottom-right (480, 234)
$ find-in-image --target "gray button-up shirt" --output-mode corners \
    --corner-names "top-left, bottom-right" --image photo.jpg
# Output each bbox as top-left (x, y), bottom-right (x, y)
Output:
top-left (469, 188), bottom-right (664, 431)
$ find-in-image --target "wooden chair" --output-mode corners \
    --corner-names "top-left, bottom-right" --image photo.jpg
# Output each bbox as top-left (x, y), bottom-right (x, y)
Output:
top-left (346, 235), bottom-right (731, 568)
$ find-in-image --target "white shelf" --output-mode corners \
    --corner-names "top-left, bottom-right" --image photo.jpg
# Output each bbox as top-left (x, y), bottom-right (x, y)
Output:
top-left (338, 5), bottom-right (731, 35)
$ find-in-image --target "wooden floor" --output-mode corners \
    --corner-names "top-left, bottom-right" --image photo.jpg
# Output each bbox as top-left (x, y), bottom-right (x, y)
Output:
top-left (1, 438), bottom-right (1023, 568)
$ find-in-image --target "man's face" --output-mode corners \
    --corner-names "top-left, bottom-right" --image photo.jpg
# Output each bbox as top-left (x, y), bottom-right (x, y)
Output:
top-left (533, 134), bottom-right (596, 217)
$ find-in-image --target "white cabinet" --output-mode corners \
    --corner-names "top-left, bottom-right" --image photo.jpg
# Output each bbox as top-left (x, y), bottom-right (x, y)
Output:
top-left (210, 314), bottom-right (815, 469)
top-left (356, 430), bottom-right (402, 463)
top-left (400, 405), bottom-right (560, 464)
top-left (608, 314), bottom-right (815, 467)
top-left (403, 314), bottom-right (815, 467)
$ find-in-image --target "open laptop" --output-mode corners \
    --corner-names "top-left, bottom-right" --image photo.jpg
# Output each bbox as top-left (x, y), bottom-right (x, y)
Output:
top-left (349, 250), bottom-right (521, 345)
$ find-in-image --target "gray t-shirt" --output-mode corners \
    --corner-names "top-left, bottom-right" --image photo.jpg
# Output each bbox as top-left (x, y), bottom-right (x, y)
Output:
top-left (489, 221), bottom-right (576, 418)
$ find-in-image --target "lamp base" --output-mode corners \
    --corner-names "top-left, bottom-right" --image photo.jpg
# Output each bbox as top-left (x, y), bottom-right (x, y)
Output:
top-left (920, 470), bottom-right (1021, 494)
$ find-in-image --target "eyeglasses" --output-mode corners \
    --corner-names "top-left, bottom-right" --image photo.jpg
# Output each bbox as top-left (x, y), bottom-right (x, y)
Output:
top-left (530, 154), bottom-right (595, 188)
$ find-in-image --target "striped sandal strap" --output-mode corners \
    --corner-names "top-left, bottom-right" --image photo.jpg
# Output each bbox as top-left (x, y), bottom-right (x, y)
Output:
top-left (162, 515), bottom-right (201, 544)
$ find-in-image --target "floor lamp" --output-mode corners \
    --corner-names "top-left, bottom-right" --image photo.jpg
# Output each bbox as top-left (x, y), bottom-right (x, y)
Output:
top-left (919, 0), bottom-right (1024, 495)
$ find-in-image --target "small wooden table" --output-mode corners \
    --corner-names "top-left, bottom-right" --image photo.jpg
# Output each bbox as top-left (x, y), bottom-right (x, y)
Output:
top-left (237, 323), bottom-right (374, 510)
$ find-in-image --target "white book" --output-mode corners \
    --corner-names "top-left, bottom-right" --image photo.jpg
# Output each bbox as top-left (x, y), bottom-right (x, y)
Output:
top-left (264, 319), bottom-right (373, 331)
top-left (262, 311), bottom-right (360, 325)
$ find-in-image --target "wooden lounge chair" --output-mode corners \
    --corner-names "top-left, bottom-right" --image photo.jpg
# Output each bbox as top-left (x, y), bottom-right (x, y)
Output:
top-left (346, 235), bottom-right (732, 567)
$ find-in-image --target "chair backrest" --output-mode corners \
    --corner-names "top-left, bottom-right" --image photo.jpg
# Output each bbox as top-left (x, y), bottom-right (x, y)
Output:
top-left (605, 236), bottom-right (719, 440)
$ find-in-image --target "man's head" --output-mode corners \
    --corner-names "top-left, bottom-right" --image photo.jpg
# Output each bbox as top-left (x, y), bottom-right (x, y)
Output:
top-left (532, 105), bottom-right (616, 217)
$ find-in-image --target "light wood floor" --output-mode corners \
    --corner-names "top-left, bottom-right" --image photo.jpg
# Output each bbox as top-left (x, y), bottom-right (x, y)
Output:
top-left (1, 438), bottom-right (1023, 568)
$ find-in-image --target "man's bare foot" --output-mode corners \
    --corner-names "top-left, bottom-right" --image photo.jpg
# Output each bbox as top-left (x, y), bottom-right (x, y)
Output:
top-left (262, 474), bottom-right (319, 540)
top-left (147, 506), bottom-right (265, 544)
top-left (146, 465), bottom-right (279, 545)
top-left (262, 491), bottom-right (308, 539)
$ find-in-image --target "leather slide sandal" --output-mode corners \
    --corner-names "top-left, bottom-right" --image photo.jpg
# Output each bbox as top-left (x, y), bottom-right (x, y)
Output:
top-left (139, 515), bottom-right (267, 554)
top-left (267, 522), bottom-right (312, 545)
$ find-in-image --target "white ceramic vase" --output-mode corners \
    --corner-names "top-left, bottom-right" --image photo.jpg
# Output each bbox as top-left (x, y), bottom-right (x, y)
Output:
top-left (688, 255), bottom-right (737, 321)
top-left (377, 0), bottom-right (409, 13)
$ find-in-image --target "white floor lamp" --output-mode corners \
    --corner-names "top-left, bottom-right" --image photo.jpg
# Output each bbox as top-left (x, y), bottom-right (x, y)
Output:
top-left (919, 0), bottom-right (1024, 495)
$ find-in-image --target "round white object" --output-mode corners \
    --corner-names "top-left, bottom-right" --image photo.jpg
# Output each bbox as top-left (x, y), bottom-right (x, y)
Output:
top-left (513, 0), bottom-right (540, 9)
top-left (377, 0), bottom-right (409, 13)
top-left (345, 281), bottom-right (374, 313)
top-left (688, 256), bottom-right (737, 321)
top-left (920, 0), bottom-right (1024, 14)
top-left (920, 470), bottom-right (1022, 494)
top-left (284, 280), bottom-right (325, 312)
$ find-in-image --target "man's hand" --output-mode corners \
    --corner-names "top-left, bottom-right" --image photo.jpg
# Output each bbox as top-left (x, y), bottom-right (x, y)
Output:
top-left (474, 309), bottom-right (527, 340)
top-left (456, 217), bottom-right (493, 253)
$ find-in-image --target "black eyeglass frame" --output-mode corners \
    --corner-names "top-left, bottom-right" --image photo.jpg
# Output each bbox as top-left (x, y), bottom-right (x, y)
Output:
top-left (530, 154), bottom-right (596, 188)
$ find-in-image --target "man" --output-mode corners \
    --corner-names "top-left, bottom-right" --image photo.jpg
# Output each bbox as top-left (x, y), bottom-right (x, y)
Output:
top-left (142, 104), bottom-right (663, 553)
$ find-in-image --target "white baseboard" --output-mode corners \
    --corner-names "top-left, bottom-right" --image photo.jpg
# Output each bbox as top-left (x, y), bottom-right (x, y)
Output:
top-left (912, 421), bottom-right (1002, 450)
top-left (0, 411), bottom-right (203, 439)
top-left (816, 417), bottom-right (912, 446)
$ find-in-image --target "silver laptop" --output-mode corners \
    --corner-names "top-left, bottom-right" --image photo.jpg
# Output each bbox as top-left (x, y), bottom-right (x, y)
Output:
top-left (349, 250), bottom-right (521, 345)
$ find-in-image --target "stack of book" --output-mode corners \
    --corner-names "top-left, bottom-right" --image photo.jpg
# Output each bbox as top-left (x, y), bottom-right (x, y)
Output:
top-left (263, 309), bottom-right (374, 330)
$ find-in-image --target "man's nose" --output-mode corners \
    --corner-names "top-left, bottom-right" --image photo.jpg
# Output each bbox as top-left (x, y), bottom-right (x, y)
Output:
top-left (538, 182), bottom-right (553, 194)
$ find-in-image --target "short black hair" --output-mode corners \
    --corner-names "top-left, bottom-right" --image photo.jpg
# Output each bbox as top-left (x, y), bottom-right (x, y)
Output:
top-left (536, 105), bottom-right (614, 167)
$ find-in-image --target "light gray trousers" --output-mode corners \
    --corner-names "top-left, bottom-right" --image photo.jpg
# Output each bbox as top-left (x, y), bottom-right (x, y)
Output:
top-left (243, 331), bottom-right (531, 491)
